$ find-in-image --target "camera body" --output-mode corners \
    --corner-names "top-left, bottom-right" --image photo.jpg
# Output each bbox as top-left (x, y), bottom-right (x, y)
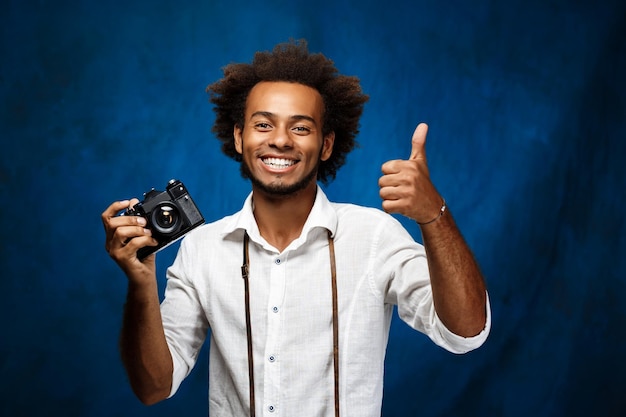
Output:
top-left (125, 179), bottom-right (204, 259)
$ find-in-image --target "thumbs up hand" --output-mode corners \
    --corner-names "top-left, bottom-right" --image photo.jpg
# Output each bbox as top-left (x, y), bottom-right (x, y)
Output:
top-left (379, 123), bottom-right (444, 224)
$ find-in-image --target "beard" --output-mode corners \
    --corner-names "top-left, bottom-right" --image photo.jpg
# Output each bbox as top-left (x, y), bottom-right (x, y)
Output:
top-left (240, 157), bottom-right (320, 197)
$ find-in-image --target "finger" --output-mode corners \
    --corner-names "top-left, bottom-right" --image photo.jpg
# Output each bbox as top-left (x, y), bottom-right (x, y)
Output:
top-left (381, 159), bottom-right (403, 175)
top-left (121, 234), bottom-right (157, 251)
top-left (107, 226), bottom-right (154, 254)
top-left (108, 236), bottom-right (158, 266)
top-left (102, 198), bottom-right (141, 218)
top-left (381, 198), bottom-right (405, 215)
top-left (379, 185), bottom-right (399, 202)
top-left (409, 123), bottom-right (429, 161)
top-left (101, 200), bottom-right (131, 222)
top-left (378, 171), bottom-right (404, 189)
top-left (116, 225), bottom-right (152, 243)
top-left (101, 198), bottom-right (144, 229)
top-left (110, 213), bottom-right (147, 228)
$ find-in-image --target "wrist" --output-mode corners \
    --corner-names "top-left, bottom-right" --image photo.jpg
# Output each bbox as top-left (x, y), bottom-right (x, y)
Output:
top-left (417, 198), bottom-right (446, 226)
top-left (126, 273), bottom-right (158, 299)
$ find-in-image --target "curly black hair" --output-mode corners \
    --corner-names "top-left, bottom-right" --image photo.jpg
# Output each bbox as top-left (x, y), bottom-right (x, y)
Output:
top-left (206, 39), bottom-right (369, 184)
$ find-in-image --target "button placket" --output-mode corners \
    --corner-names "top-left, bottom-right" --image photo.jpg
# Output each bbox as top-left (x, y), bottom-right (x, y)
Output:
top-left (264, 251), bottom-right (286, 417)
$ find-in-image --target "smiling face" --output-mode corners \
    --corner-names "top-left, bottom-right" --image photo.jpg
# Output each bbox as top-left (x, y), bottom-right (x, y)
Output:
top-left (234, 81), bottom-right (335, 197)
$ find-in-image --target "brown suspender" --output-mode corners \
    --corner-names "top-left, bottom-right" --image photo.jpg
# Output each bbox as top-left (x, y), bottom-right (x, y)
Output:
top-left (241, 231), bottom-right (339, 417)
top-left (241, 232), bottom-right (255, 417)
top-left (328, 230), bottom-right (340, 417)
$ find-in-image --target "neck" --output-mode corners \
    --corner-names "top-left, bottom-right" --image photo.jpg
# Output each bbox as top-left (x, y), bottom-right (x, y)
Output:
top-left (251, 181), bottom-right (318, 252)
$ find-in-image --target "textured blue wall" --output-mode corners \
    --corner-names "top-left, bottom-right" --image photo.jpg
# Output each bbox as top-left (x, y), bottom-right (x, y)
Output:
top-left (2, 0), bottom-right (625, 416)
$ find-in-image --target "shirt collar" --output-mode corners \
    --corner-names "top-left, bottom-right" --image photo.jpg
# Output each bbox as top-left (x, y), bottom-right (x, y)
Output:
top-left (221, 186), bottom-right (337, 248)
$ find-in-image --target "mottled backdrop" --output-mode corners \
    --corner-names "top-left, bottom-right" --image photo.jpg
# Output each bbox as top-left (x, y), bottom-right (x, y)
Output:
top-left (2, 0), bottom-right (625, 416)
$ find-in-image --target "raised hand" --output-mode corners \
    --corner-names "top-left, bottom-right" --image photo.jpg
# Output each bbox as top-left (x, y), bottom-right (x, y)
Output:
top-left (378, 123), bottom-right (444, 224)
top-left (101, 199), bottom-right (158, 278)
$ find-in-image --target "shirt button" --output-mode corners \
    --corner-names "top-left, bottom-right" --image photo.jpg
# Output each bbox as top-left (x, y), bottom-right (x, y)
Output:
top-left (268, 405), bottom-right (276, 413)
top-left (274, 258), bottom-right (281, 265)
top-left (268, 355), bottom-right (276, 362)
top-left (272, 306), bottom-right (279, 313)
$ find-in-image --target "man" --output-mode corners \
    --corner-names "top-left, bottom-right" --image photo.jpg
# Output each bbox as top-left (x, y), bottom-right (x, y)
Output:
top-left (102, 40), bottom-right (490, 417)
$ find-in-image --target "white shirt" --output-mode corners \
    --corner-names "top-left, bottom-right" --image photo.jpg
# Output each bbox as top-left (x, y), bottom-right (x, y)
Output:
top-left (162, 187), bottom-right (491, 417)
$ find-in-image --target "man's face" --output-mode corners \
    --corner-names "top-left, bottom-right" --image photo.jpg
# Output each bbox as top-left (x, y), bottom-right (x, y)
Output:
top-left (234, 81), bottom-right (334, 197)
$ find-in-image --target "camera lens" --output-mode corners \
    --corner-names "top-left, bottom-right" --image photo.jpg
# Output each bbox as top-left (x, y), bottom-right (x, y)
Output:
top-left (151, 204), bottom-right (180, 235)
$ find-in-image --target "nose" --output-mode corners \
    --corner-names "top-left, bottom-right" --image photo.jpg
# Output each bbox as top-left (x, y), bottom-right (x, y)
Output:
top-left (268, 126), bottom-right (293, 149)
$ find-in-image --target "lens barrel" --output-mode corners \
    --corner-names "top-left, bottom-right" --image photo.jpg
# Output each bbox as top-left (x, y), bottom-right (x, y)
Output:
top-left (151, 204), bottom-right (180, 235)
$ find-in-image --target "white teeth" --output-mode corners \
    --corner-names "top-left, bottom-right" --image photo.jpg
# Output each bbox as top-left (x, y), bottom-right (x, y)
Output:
top-left (262, 158), bottom-right (295, 168)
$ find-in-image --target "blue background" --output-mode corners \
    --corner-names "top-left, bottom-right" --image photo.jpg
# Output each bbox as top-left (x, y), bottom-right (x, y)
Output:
top-left (2, 0), bottom-right (625, 416)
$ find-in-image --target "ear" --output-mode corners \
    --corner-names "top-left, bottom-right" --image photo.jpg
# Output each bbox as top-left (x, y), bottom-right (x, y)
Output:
top-left (321, 131), bottom-right (335, 162)
top-left (233, 125), bottom-right (243, 155)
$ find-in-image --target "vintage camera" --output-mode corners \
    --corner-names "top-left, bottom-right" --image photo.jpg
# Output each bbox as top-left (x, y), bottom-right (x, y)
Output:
top-left (124, 179), bottom-right (204, 259)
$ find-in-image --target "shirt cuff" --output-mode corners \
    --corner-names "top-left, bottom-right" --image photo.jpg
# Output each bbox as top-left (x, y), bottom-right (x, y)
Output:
top-left (167, 343), bottom-right (190, 398)
top-left (433, 292), bottom-right (492, 354)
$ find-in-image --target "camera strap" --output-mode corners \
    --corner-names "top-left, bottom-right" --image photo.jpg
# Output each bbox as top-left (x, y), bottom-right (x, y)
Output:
top-left (241, 230), bottom-right (340, 417)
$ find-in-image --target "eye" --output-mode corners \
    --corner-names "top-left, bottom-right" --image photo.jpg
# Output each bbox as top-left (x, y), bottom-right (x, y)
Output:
top-left (292, 125), bottom-right (312, 134)
top-left (254, 122), bottom-right (272, 131)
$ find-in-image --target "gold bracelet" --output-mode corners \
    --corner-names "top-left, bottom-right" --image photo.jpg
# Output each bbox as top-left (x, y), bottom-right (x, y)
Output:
top-left (417, 198), bottom-right (447, 225)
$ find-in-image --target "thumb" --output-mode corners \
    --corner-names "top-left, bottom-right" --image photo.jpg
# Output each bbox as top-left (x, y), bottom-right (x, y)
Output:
top-left (409, 123), bottom-right (429, 161)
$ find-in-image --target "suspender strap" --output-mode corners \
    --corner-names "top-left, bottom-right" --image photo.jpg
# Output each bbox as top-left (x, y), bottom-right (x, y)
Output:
top-left (241, 231), bottom-right (339, 417)
top-left (241, 232), bottom-right (255, 417)
top-left (328, 230), bottom-right (340, 417)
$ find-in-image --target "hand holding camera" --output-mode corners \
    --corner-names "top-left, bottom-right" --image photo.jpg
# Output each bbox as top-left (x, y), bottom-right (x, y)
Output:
top-left (102, 179), bottom-right (205, 270)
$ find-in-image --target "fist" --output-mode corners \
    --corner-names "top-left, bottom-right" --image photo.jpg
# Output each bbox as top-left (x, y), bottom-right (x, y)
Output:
top-left (378, 123), bottom-right (442, 223)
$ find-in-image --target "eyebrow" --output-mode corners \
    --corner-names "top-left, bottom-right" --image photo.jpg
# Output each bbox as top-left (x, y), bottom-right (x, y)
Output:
top-left (250, 111), bottom-right (317, 125)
